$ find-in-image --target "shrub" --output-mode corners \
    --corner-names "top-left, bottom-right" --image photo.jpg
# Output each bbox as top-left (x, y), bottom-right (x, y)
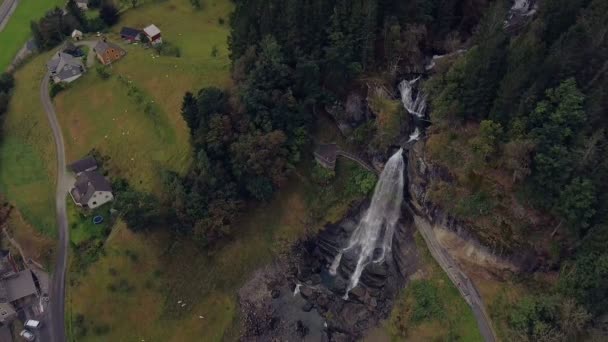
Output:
top-left (50, 82), bottom-right (68, 98)
top-left (218, 17), bottom-right (225, 25)
top-left (410, 281), bottom-right (443, 322)
top-left (96, 66), bottom-right (111, 79)
top-left (347, 168), bottom-right (377, 196)
top-left (311, 164), bottom-right (335, 185)
top-left (154, 41), bottom-right (180, 57)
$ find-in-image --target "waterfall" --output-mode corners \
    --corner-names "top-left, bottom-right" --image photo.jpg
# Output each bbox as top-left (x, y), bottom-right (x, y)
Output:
top-left (330, 149), bottom-right (405, 299)
top-left (399, 78), bottom-right (427, 118)
top-left (407, 127), bottom-right (421, 142)
top-left (293, 284), bottom-right (302, 296)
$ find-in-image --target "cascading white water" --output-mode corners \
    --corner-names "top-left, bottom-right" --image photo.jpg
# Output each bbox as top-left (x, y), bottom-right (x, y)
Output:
top-left (407, 127), bottom-right (421, 142)
top-left (399, 78), bottom-right (427, 118)
top-left (329, 149), bottom-right (405, 299)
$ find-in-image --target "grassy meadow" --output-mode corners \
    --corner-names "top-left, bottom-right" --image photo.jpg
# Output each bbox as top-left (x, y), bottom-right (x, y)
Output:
top-left (0, 0), bottom-right (65, 71)
top-left (0, 50), bottom-right (58, 237)
top-left (54, 0), bottom-right (232, 193)
top-left (385, 232), bottom-right (483, 342)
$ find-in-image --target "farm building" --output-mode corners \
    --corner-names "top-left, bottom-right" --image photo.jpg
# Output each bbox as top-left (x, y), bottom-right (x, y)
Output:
top-left (120, 27), bottom-right (142, 43)
top-left (143, 24), bottom-right (162, 45)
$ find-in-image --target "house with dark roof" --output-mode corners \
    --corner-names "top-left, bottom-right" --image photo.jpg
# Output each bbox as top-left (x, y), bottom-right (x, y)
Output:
top-left (46, 52), bottom-right (85, 83)
top-left (120, 27), bottom-right (142, 43)
top-left (314, 143), bottom-right (338, 169)
top-left (70, 171), bottom-right (114, 209)
top-left (93, 39), bottom-right (126, 65)
top-left (69, 156), bottom-right (98, 175)
top-left (63, 41), bottom-right (84, 57)
top-left (0, 269), bottom-right (40, 325)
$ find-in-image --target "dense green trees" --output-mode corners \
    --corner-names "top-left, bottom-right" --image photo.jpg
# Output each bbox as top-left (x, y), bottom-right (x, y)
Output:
top-left (425, 0), bottom-right (608, 336)
top-left (30, 8), bottom-right (82, 50)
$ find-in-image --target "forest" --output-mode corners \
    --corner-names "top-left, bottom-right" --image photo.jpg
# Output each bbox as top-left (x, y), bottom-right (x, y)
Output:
top-left (108, 0), bottom-right (608, 340)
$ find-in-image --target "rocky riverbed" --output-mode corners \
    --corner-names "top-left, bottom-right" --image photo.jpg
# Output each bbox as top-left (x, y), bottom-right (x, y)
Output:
top-left (238, 200), bottom-right (421, 341)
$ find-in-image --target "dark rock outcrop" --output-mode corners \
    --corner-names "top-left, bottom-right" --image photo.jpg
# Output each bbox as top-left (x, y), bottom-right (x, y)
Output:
top-left (238, 200), bottom-right (421, 341)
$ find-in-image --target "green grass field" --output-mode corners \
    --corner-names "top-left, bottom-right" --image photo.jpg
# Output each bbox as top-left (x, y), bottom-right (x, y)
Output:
top-left (386, 232), bottom-right (483, 341)
top-left (0, 0), bottom-right (65, 71)
top-left (0, 50), bottom-right (57, 237)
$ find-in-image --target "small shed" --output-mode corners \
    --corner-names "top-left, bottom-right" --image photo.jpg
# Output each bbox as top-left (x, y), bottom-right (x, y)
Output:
top-left (120, 27), bottom-right (141, 43)
top-left (314, 144), bottom-right (338, 170)
top-left (71, 29), bottom-right (83, 41)
top-left (143, 24), bottom-right (162, 45)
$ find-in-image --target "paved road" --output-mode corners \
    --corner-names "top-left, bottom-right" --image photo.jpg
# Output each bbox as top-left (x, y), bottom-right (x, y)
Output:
top-left (40, 71), bottom-right (69, 342)
top-left (413, 215), bottom-right (497, 342)
top-left (0, 0), bottom-right (18, 32)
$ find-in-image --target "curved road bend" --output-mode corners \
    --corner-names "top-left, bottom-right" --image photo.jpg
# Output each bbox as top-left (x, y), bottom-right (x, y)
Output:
top-left (413, 215), bottom-right (498, 342)
top-left (41, 71), bottom-right (69, 342)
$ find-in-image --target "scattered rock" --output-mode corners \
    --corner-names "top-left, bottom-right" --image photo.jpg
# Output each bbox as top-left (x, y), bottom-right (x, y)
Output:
top-left (302, 301), bottom-right (314, 312)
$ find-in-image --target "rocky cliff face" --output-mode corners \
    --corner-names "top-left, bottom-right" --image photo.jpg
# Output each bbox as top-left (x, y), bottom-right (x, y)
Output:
top-left (406, 140), bottom-right (538, 274)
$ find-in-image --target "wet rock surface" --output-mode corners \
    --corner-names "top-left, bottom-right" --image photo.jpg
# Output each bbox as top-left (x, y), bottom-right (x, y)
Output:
top-left (238, 201), bottom-right (420, 341)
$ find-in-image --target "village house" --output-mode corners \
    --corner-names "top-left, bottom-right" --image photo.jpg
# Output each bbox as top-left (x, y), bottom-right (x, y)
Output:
top-left (0, 251), bottom-right (41, 327)
top-left (46, 52), bottom-right (85, 83)
top-left (143, 24), bottom-right (162, 45)
top-left (120, 27), bottom-right (142, 43)
top-left (68, 157), bottom-right (114, 209)
top-left (93, 39), bottom-right (126, 65)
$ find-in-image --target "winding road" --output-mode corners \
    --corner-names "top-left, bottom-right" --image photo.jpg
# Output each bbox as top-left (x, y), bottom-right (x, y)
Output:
top-left (40, 40), bottom-right (96, 342)
top-left (41, 70), bottom-right (69, 342)
top-left (413, 214), bottom-right (497, 342)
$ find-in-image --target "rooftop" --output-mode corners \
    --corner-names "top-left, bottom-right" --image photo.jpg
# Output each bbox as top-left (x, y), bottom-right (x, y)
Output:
top-left (143, 24), bottom-right (161, 37)
top-left (71, 171), bottom-right (113, 205)
top-left (2, 270), bottom-right (37, 302)
top-left (120, 27), bottom-right (141, 37)
top-left (69, 156), bottom-right (98, 174)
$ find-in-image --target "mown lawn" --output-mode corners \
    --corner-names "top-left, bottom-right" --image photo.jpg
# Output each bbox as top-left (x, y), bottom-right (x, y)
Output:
top-left (0, 50), bottom-right (57, 237)
top-left (386, 232), bottom-right (483, 341)
top-left (0, 0), bottom-right (65, 71)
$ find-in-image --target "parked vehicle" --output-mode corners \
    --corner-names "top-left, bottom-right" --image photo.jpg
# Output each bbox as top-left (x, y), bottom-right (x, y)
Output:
top-left (25, 319), bottom-right (41, 329)
top-left (20, 330), bottom-right (36, 341)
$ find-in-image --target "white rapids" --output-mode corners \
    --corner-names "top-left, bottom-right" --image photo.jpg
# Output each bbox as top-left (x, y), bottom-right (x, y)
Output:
top-left (398, 78), bottom-right (427, 118)
top-left (329, 149), bottom-right (405, 299)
